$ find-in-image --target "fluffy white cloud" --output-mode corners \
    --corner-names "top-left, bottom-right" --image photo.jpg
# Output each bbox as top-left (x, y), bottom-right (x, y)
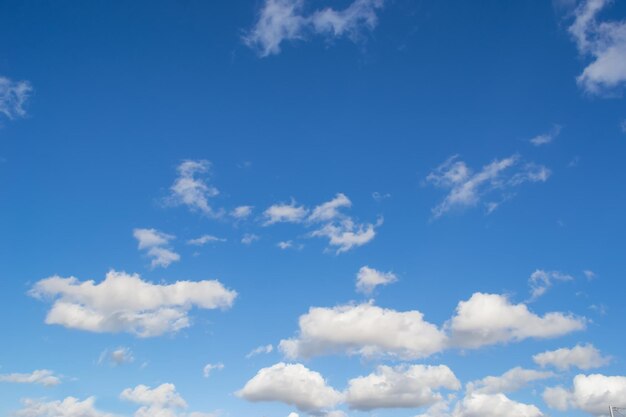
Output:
top-left (244, 0), bottom-right (384, 57)
top-left (453, 393), bottom-right (544, 417)
top-left (121, 383), bottom-right (214, 417)
top-left (530, 125), bottom-right (562, 146)
top-left (231, 205), bottom-right (254, 219)
top-left (355, 266), bottom-right (397, 294)
top-left (308, 193), bottom-right (352, 223)
top-left (237, 362), bottom-right (343, 412)
top-left (279, 302), bottom-right (447, 360)
top-left (0, 369), bottom-right (61, 387)
top-left (202, 362), bottom-right (224, 378)
top-left (98, 347), bottom-right (134, 366)
top-left (168, 160), bottom-right (220, 216)
top-left (311, 216), bottom-right (381, 253)
top-left (187, 235), bottom-right (226, 246)
top-left (29, 270), bottom-right (237, 337)
top-left (246, 344), bottom-right (274, 358)
top-left (466, 367), bottom-right (554, 395)
top-left (14, 397), bottom-right (114, 417)
top-left (569, 0), bottom-right (626, 94)
top-left (277, 240), bottom-right (293, 249)
top-left (133, 228), bottom-right (180, 269)
top-left (448, 293), bottom-right (586, 349)
top-left (543, 374), bottom-right (626, 416)
top-left (426, 155), bottom-right (550, 218)
top-left (263, 201), bottom-right (308, 225)
top-left (345, 364), bottom-right (460, 410)
top-left (528, 269), bottom-right (574, 301)
top-left (533, 344), bottom-right (611, 371)
top-left (0, 76), bottom-right (32, 121)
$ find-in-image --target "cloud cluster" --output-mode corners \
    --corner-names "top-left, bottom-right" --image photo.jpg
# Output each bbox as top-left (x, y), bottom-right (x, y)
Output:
top-left (202, 362), bottom-right (224, 378)
top-left (280, 292), bottom-right (585, 360)
top-left (533, 343), bottom-right (611, 370)
top-left (355, 266), bottom-right (397, 294)
top-left (244, 0), bottom-right (384, 57)
top-left (14, 397), bottom-right (114, 417)
top-left (168, 160), bottom-right (220, 216)
top-left (98, 347), bottom-right (134, 366)
top-left (134, 228), bottom-right (181, 268)
top-left (569, 0), bottom-right (626, 94)
top-left (29, 270), bottom-right (237, 337)
top-left (543, 374), bottom-right (626, 416)
top-left (0, 369), bottom-right (61, 387)
top-left (528, 269), bottom-right (574, 301)
top-left (465, 367), bottom-right (554, 395)
top-left (0, 76), bottom-right (32, 121)
top-left (426, 155), bottom-right (550, 218)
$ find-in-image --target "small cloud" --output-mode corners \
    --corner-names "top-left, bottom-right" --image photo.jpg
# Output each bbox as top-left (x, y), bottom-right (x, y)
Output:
top-left (583, 270), bottom-right (597, 280)
top-left (528, 269), bottom-right (574, 301)
top-left (187, 235), bottom-right (226, 246)
top-left (98, 347), bottom-right (134, 366)
top-left (203, 363), bottom-right (224, 378)
top-left (167, 160), bottom-right (221, 217)
top-left (0, 76), bottom-right (33, 121)
top-left (589, 303), bottom-right (607, 315)
top-left (355, 266), bottom-right (397, 294)
top-left (133, 228), bottom-right (180, 269)
top-left (231, 205), bottom-right (254, 219)
top-left (242, 233), bottom-right (260, 245)
top-left (277, 240), bottom-right (293, 249)
top-left (263, 201), bottom-right (308, 225)
top-left (530, 125), bottom-right (562, 146)
top-left (372, 191), bottom-right (391, 201)
top-left (246, 344), bottom-right (274, 359)
top-left (0, 369), bottom-right (61, 387)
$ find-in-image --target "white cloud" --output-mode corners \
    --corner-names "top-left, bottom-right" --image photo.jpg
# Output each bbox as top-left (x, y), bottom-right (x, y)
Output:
top-left (453, 393), bottom-right (544, 417)
top-left (237, 362), bottom-right (343, 412)
top-left (311, 216), bottom-right (381, 253)
top-left (98, 347), bottom-right (134, 366)
top-left (231, 205), bottom-right (254, 219)
top-left (466, 367), bottom-right (554, 395)
top-left (372, 191), bottom-right (391, 201)
top-left (241, 233), bottom-right (260, 245)
top-left (279, 302), bottom-right (447, 360)
top-left (355, 266), bottom-right (397, 294)
top-left (345, 364), bottom-right (460, 410)
top-left (447, 293), bottom-right (586, 349)
top-left (530, 125), bottom-right (562, 146)
top-left (277, 240), bottom-right (293, 249)
top-left (187, 235), bottom-right (226, 246)
top-left (308, 193), bottom-right (352, 223)
top-left (246, 344), bottom-right (274, 358)
top-left (543, 374), bottom-right (626, 416)
top-left (133, 228), bottom-right (180, 269)
top-left (203, 363), bottom-right (224, 378)
top-left (29, 270), bottom-right (237, 337)
top-left (528, 269), bottom-right (574, 301)
top-left (121, 383), bottom-right (214, 417)
top-left (533, 344), bottom-right (611, 371)
top-left (244, 0), bottom-right (384, 57)
top-left (0, 76), bottom-right (32, 121)
top-left (14, 397), bottom-right (114, 417)
top-left (263, 201), bottom-right (308, 225)
top-left (584, 269), bottom-right (597, 280)
top-left (168, 160), bottom-right (220, 216)
top-left (0, 369), bottom-right (61, 387)
top-left (568, 0), bottom-right (626, 94)
top-left (426, 155), bottom-right (550, 218)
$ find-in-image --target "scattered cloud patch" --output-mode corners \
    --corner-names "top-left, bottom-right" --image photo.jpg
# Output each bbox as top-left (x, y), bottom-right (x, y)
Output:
top-left (528, 269), bottom-right (574, 301)
top-left (0, 369), bottom-right (61, 387)
top-left (242, 233), bottom-right (260, 245)
top-left (187, 235), bottom-right (226, 246)
top-left (237, 362), bottom-right (342, 413)
top-left (203, 363), bottom-right (224, 378)
top-left (453, 393), bottom-right (545, 417)
top-left (29, 270), bottom-right (237, 337)
top-left (426, 155), bottom-right (550, 218)
top-left (0, 76), bottom-right (32, 121)
top-left (345, 364), bottom-right (460, 410)
top-left (263, 201), bottom-right (308, 225)
top-left (121, 383), bottom-right (214, 417)
top-left (168, 160), bottom-right (221, 216)
top-left (133, 228), bottom-right (180, 269)
top-left (277, 240), bottom-right (293, 249)
top-left (246, 344), bottom-right (274, 359)
top-left (530, 125), bottom-right (562, 146)
top-left (244, 0), bottom-right (384, 57)
top-left (372, 191), bottom-right (391, 201)
top-left (14, 397), bottom-right (114, 417)
top-left (308, 193), bottom-right (351, 223)
top-left (355, 266), bottom-right (397, 294)
top-left (231, 205), bottom-right (254, 219)
top-left (568, 0), bottom-right (626, 95)
top-left (584, 269), bottom-right (597, 280)
top-left (98, 347), bottom-right (134, 366)
top-left (543, 374), bottom-right (626, 416)
top-left (466, 367), bottom-right (554, 395)
top-left (533, 344), bottom-right (611, 371)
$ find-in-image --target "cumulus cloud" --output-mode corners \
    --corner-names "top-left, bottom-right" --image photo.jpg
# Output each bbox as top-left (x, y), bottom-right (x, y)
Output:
top-left (29, 270), bottom-right (236, 337)
top-left (279, 302), bottom-right (447, 360)
top-left (168, 160), bottom-right (220, 216)
top-left (187, 235), bottom-right (226, 246)
top-left (426, 155), bottom-right (550, 218)
top-left (568, 0), bottom-right (626, 94)
top-left (308, 193), bottom-right (351, 223)
top-left (453, 393), bottom-right (544, 417)
top-left (447, 293), bottom-right (586, 349)
top-left (0, 369), bottom-right (61, 387)
top-left (244, 0), bottom-right (384, 57)
top-left (0, 76), bottom-right (32, 121)
top-left (345, 364), bottom-right (460, 410)
top-left (133, 228), bottom-right (180, 269)
top-left (530, 125), bottom-right (562, 146)
top-left (543, 374), bottom-right (626, 416)
top-left (237, 362), bottom-right (343, 412)
top-left (355, 266), bottom-right (397, 294)
top-left (533, 344), bottom-right (611, 370)
top-left (246, 344), bottom-right (274, 358)
top-left (203, 363), bottom-right (224, 378)
top-left (121, 383), bottom-right (214, 417)
top-left (466, 367), bottom-right (554, 395)
top-left (310, 216), bottom-right (381, 253)
top-left (277, 240), bottom-right (293, 249)
top-left (528, 269), bottom-right (574, 301)
top-left (14, 397), bottom-right (114, 417)
top-left (263, 201), bottom-right (308, 225)
top-left (231, 205), bottom-right (254, 219)
top-left (98, 347), bottom-right (134, 366)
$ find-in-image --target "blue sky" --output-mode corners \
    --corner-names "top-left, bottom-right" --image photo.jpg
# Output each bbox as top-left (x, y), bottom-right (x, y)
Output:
top-left (1, 0), bottom-right (626, 416)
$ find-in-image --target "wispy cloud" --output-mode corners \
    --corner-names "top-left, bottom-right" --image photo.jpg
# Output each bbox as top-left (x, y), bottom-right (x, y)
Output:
top-left (0, 369), bottom-right (61, 387)
top-left (133, 228), bottom-right (180, 268)
top-left (242, 233), bottom-right (260, 245)
top-left (246, 344), bottom-right (274, 359)
top-left (98, 347), bottom-right (135, 366)
top-left (530, 125), bottom-right (562, 146)
top-left (168, 160), bottom-right (221, 217)
top-left (203, 362), bottom-right (224, 378)
top-left (187, 234), bottom-right (226, 246)
top-left (528, 269), bottom-right (574, 301)
top-left (244, 0), bottom-right (384, 57)
top-left (0, 76), bottom-right (32, 121)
